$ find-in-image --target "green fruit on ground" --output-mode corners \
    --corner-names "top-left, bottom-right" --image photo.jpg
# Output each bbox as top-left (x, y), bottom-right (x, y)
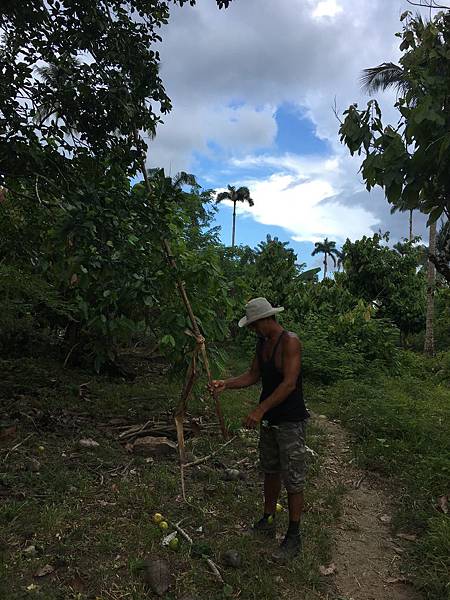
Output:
top-left (276, 503), bottom-right (283, 513)
top-left (153, 513), bottom-right (164, 524)
top-left (267, 515), bottom-right (274, 524)
top-left (159, 521), bottom-right (169, 530)
top-left (169, 537), bottom-right (179, 550)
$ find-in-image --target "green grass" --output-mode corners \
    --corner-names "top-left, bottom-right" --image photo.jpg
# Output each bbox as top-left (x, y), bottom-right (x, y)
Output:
top-left (0, 356), bottom-right (342, 600)
top-left (307, 373), bottom-right (450, 600)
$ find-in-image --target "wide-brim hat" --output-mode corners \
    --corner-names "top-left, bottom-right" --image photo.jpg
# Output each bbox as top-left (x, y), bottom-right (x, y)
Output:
top-left (238, 297), bottom-right (284, 328)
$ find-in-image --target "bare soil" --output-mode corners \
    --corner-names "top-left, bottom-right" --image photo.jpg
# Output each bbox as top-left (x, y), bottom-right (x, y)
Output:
top-left (315, 414), bottom-right (422, 600)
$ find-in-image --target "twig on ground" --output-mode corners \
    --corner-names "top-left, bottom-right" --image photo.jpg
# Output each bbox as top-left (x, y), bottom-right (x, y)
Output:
top-left (183, 435), bottom-right (237, 468)
top-left (205, 558), bottom-right (224, 583)
top-left (119, 419), bottom-right (153, 439)
top-left (173, 522), bottom-right (193, 544)
top-left (63, 343), bottom-right (80, 367)
top-left (173, 521), bottom-right (223, 583)
top-left (2, 433), bottom-right (34, 462)
top-left (354, 474), bottom-right (366, 489)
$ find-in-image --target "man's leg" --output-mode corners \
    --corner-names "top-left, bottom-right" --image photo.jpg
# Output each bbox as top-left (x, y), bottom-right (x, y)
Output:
top-left (287, 491), bottom-right (304, 523)
top-left (272, 422), bottom-right (307, 560)
top-left (254, 426), bottom-right (280, 536)
top-left (264, 472), bottom-right (282, 515)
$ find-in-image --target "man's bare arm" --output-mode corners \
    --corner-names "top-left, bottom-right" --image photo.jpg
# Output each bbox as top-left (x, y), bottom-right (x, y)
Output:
top-left (211, 355), bottom-right (260, 392)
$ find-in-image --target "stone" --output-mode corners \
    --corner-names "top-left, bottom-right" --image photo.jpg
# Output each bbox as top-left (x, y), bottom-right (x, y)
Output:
top-left (222, 549), bottom-right (242, 568)
top-left (132, 436), bottom-right (177, 457)
top-left (222, 468), bottom-right (240, 481)
top-left (141, 558), bottom-right (171, 596)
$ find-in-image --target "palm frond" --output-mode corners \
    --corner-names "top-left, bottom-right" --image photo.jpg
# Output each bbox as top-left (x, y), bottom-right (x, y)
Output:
top-left (360, 62), bottom-right (408, 94)
top-left (216, 191), bottom-right (231, 203)
top-left (173, 171), bottom-right (197, 189)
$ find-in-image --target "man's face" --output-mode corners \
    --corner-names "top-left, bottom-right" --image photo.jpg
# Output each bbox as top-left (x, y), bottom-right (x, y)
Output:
top-left (248, 320), bottom-right (263, 335)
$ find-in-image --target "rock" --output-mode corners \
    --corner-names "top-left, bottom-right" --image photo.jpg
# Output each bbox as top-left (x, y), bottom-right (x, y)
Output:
top-left (33, 564), bottom-right (55, 578)
top-left (141, 558), bottom-right (171, 596)
top-left (78, 438), bottom-right (99, 448)
top-left (222, 549), bottom-right (242, 568)
top-left (222, 468), bottom-right (240, 481)
top-left (132, 436), bottom-right (177, 457)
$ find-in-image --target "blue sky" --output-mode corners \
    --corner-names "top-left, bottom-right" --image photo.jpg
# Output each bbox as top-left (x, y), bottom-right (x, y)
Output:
top-left (197, 105), bottom-right (329, 268)
top-left (147, 0), bottom-right (430, 274)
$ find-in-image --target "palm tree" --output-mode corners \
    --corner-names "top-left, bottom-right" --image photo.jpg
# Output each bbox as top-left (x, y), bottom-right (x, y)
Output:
top-left (311, 238), bottom-right (340, 279)
top-left (336, 249), bottom-right (345, 272)
top-left (216, 185), bottom-right (254, 247)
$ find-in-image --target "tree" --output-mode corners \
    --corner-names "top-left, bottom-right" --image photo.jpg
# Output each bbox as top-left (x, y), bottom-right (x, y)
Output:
top-left (342, 233), bottom-right (426, 344)
top-left (252, 235), bottom-right (306, 307)
top-left (424, 221), bottom-right (437, 355)
top-left (216, 185), bottom-right (254, 247)
top-left (311, 238), bottom-right (340, 279)
top-left (0, 1), bottom-right (231, 195)
top-left (339, 11), bottom-right (450, 282)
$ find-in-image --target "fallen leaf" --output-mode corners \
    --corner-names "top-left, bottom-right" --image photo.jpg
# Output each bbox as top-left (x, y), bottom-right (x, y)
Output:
top-left (437, 495), bottom-right (448, 514)
top-left (161, 531), bottom-right (178, 547)
top-left (26, 583), bottom-right (38, 591)
top-left (396, 533), bottom-right (417, 542)
top-left (379, 514), bottom-right (392, 524)
top-left (33, 564), bottom-right (54, 578)
top-left (319, 562), bottom-right (337, 576)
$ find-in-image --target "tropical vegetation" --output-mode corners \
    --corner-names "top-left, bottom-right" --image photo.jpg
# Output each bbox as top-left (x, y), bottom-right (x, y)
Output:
top-left (0, 4), bottom-right (449, 600)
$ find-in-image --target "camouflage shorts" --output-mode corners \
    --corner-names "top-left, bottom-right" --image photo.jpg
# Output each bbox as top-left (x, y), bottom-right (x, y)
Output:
top-left (259, 421), bottom-right (307, 493)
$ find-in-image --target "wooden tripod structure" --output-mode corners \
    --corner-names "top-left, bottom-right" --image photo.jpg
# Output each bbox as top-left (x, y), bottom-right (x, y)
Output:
top-left (134, 131), bottom-right (229, 498)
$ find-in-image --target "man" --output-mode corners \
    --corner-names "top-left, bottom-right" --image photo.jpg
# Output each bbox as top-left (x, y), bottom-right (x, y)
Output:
top-left (211, 297), bottom-right (309, 561)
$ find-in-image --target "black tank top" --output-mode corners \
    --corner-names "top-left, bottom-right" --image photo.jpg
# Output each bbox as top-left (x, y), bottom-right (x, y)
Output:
top-left (256, 330), bottom-right (309, 425)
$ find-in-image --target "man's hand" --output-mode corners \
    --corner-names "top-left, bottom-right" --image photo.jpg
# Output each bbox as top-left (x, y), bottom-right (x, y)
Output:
top-left (243, 406), bottom-right (265, 429)
top-left (208, 379), bottom-right (226, 394)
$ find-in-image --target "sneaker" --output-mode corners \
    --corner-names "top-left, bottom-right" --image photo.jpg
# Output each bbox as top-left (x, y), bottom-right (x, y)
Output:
top-left (252, 516), bottom-right (276, 538)
top-left (271, 533), bottom-right (302, 562)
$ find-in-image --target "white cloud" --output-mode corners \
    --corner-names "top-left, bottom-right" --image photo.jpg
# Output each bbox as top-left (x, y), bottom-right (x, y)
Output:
top-left (312, 0), bottom-right (343, 19)
top-left (148, 0), bottom-right (430, 243)
top-left (149, 103), bottom-right (277, 176)
top-left (222, 155), bottom-right (379, 243)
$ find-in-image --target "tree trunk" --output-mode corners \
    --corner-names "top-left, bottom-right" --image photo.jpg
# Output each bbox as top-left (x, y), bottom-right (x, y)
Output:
top-left (409, 209), bottom-right (413, 241)
top-left (323, 254), bottom-right (327, 279)
top-left (231, 200), bottom-right (236, 248)
top-left (424, 220), bottom-right (436, 356)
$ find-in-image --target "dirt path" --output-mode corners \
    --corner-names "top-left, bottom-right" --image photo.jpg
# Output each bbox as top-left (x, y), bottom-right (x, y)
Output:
top-left (315, 414), bottom-right (422, 600)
